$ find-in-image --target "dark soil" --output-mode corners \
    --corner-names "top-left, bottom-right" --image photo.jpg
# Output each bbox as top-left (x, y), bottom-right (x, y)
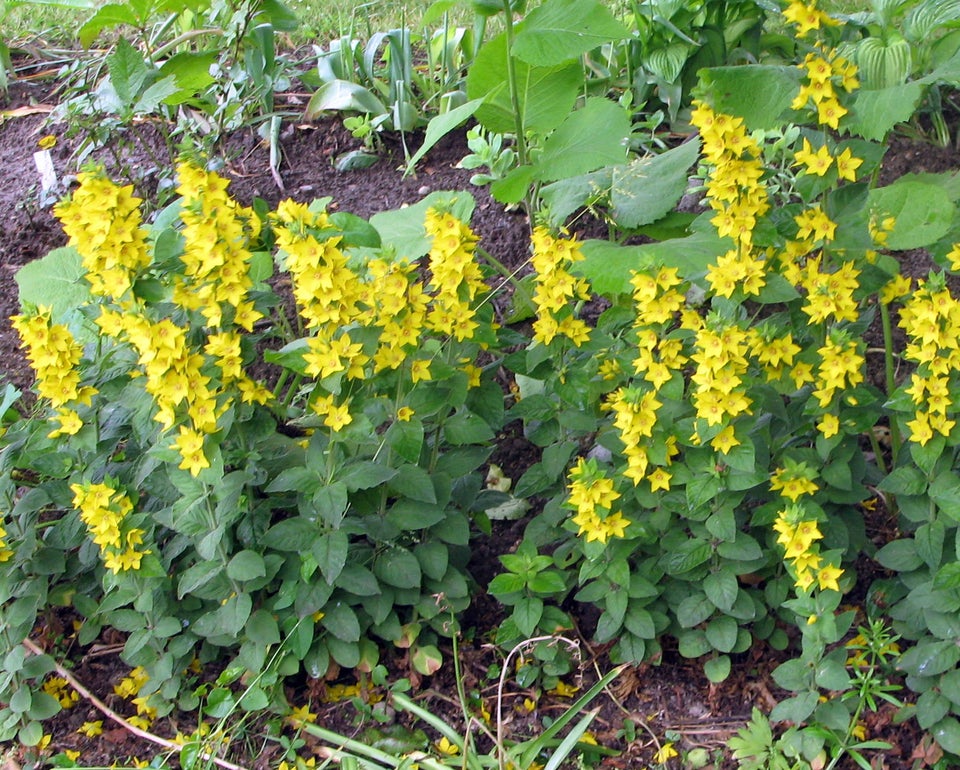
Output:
top-left (3, 70), bottom-right (960, 770)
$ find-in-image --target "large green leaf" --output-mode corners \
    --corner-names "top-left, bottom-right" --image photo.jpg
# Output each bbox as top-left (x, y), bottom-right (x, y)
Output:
top-left (467, 31), bottom-right (581, 135)
top-left (539, 169), bottom-right (613, 227)
top-left (847, 81), bottom-right (925, 140)
top-left (370, 191), bottom-right (475, 260)
top-left (867, 179), bottom-right (955, 249)
top-left (106, 37), bottom-right (153, 108)
top-left (697, 65), bottom-right (802, 129)
top-left (536, 98), bottom-right (631, 182)
top-left (15, 247), bottom-right (94, 328)
top-left (610, 138), bottom-right (701, 228)
top-left (511, 0), bottom-right (630, 67)
top-left (575, 225), bottom-right (728, 297)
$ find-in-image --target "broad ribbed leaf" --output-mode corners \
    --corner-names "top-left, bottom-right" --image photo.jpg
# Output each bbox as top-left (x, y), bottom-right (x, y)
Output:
top-left (512, 0), bottom-right (630, 66)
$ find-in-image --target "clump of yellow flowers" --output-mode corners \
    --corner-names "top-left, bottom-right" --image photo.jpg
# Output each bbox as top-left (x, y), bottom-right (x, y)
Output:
top-left (566, 457), bottom-right (630, 544)
top-left (11, 308), bottom-right (96, 439)
top-left (72, 480), bottom-right (151, 573)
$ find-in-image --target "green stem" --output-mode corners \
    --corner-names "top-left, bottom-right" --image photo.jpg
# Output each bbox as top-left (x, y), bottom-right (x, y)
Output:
top-left (501, 0), bottom-right (527, 169)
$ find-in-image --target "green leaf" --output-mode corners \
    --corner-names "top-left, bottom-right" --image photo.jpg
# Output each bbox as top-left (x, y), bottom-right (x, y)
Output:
top-left (514, 596), bottom-right (544, 636)
top-left (227, 550), bottom-right (267, 582)
top-left (387, 499), bottom-right (446, 529)
top-left (535, 98), bottom-right (630, 181)
top-left (609, 139), bottom-right (701, 228)
top-left (769, 691), bottom-right (819, 724)
top-left (412, 644), bottom-right (443, 675)
top-left (444, 410), bottom-right (494, 445)
top-left (697, 65), bottom-right (803, 129)
top-left (467, 31), bottom-right (581, 135)
top-left (79, 2), bottom-right (138, 47)
top-left (898, 639), bottom-right (960, 677)
top-left (867, 179), bottom-right (955, 250)
top-left (263, 519), bottom-right (317, 551)
top-left (815, 658), bottom-right (851, 690)
top-left (132, 74), bottom-right (180, 113)
top-left (659, 539), bottom-right (712, 576)
top-left (322, 602), bottom-right (361, 642)
top-left (917, 690), bottom-right (951, 729)
top-left (623, 606), bottom-right (655, 638)
top-left (677, 592), bottom-right (715, 628)
top-left (704, 655), bottom-right (731, 683)
top-left (386, 418), bottom-right (425, 463)
top-left (338, 461), bottom-right (397, 492)
top-left (15, 247), bottom-right (92, 328)
top-left (158, 51), bottom-right (216, 102)
top-left (934, 716), bottom-right (960, 754)
top-left (677, 629), bottom-right (711, 658)
top-left (575, 227), bottom-right (727, 297)
top-left (875, 539), bottom-right (924, 572)
top-left (336, 564), bottom-right (380, 596)
top-left (405, 97), bottom-right (484, 175)
top-left (414, 541), bottom-right (448, 581)
top-left (772, 659), bottom-right (812, 692)
top-left (490, 164), bottom-right (538, 205)
top-left (9, 686), bottom-right (31, 714)
top-left (370, 191), bottom-right (475, 260)
top-left (848, 81), bottom-right (925, 140)
top-left (18, 720), bottom-right (44, 747)
top-left (106, 37), bottom-right (152, 107)
top-left (704, 569), bottom-right (739, 612)
top-left (512, 0), bottom-right (629, 66)
top-left (374, 547), bottom-right (422, 589)
top-left (488, 572), bottom-right (527, 596)
top-left (389, 465), bottom-right (437, 504)
top-left (305, 79), bottom-right (388, 117)
top-left (705, 615), bottom-right (738, 653)
top-left (878, 465), bottom-right (928, 495)
top-left (539, 169), bottom-right (613, 227)
top-left (313, 531), bottom-right (348, 583)
top-left (246, 609), bottom-right (281, 646)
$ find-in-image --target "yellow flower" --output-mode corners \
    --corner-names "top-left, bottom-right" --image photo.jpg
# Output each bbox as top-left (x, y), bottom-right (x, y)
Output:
top-left (548, 680), bottom-right (580, 698)
top-left (654, 741), bottom-right (679, 764)
top-left (647, 467), bottom-right (672, 492)
top-left (173, 426), bottom-right (210, 476)
top-left (770, 467), bottom-right (819, 502)
top-left (818, 413), bottom-right (840, 438)
top-left (817, 563), bottom-right (844, 592)
top-left (435, 736), bottom-right (460, 755)
top-left (793, 138), bottom-right (833, 176)
top-left (710, 425), bottom-right (740, 454)
top-left (38, 134), bottom-right (57, 150)
top-left (397, 406), bottom-right (415, 422)
top-left (285, 704), bottom-right (318, 727)
top-left (835, 148), bottom-right (863, 181)
top-left (410, 358), bottom-right (432, 383)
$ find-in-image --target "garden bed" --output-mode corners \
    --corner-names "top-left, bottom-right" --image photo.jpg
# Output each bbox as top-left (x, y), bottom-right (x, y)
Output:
top-left (3, 58), bottom-right (960, 769)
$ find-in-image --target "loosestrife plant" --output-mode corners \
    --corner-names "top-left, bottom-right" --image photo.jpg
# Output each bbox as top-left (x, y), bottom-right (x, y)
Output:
top-left (493, 0), bottom-right (960, 757)
top-left (0, 163), bottom-right (516, 743)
